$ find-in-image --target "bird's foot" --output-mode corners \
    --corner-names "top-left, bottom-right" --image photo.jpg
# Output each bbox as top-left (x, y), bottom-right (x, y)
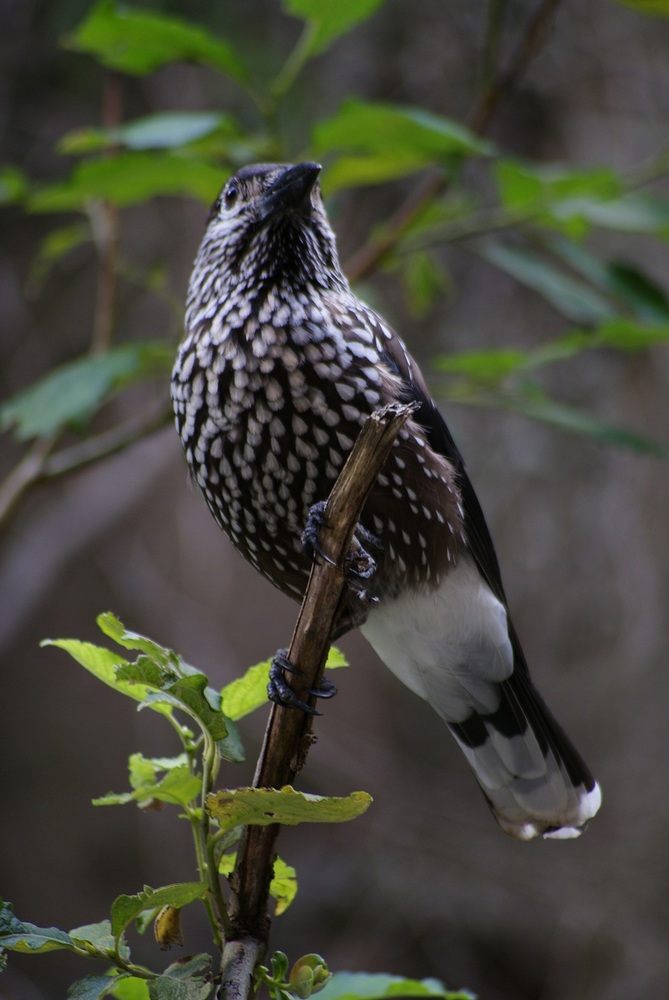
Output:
top-left (301, 500), bottom-right (337, 565)
top-left (302, 501), bottom-right (382, 578)
top-left (267, 648), bottom-right (338, 715)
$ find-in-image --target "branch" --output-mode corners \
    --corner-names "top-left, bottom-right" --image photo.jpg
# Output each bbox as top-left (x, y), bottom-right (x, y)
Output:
top-left (343, 0), bottom-right (565, 284)
top-left (218, 401), bottom-right (417, 1000)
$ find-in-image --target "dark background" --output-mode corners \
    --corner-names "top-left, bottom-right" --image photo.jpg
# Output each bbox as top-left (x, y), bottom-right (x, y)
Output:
top-left (1, 2), bottom-right (669, 998)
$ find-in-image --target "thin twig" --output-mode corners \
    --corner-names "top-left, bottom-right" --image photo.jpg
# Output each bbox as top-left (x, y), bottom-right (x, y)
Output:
top-left (0, 404), bottom-right (171, 533)
top-left (0, 436), bottom-right (56, 528)
top-left (218, 402), bottom-right (417, 1000)
top-left (468, 0), bottom-right (563, 134)
top-left (90, 71), bottom-right (122, 355)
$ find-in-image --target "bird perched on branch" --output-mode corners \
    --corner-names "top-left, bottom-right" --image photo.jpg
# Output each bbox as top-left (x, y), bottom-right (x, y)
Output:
top-left (172, 161), bottom-right (601, 840)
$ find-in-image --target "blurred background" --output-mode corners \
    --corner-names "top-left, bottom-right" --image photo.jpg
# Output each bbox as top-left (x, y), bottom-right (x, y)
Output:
top-left (1, 1), bottom-right (668, 998)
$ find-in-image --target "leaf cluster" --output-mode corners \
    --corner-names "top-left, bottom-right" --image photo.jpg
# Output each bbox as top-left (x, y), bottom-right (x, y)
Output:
top-left (0, 614), bottom-right (363, 997)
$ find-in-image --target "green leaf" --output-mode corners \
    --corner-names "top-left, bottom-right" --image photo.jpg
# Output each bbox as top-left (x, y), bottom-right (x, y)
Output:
top-left (67, 975), bottom-right (125, 1000)
top-left (221, 646), bottom-right (348, 721)
top-left (495, 159), bottom-right (620, 212)
top-left (109, 979), bottom-right (151, 1000)
top-left (433, 349), bottom-right (529, 381)
top-left (326, 646), bottom-right (349, 668)
top-left (0, 342), bottom-right (171, 441)
top-left (0, 165), bottom-right (27, 204)
top-left (219, 660), bottom-right (271, 721)
top-left (30, 151), bottom-right (223, 212)
top-left (161, 954), bottom-right (212, 981)
top-left (148, 978), bottom-right (214, 1000)
top-left (69, 919), bottom-right (118, 954)
top-left (60, 112), bottom-right (237, 155)
top-left (97, 613), bottom-right (176, 664)
top-left (572, 194), bottom-right (669, 234)
top-left (614, 0), bottom-right (669, 13)
top-left (401, 250), bottom-right (450, 318)
top-left (270, 857), bottom-right (298, 916)
top-left (94, 757), bottom-right (202, 809)
top-left (317, 973), bottom-right (473, 1000)
top-left (42, 637), bottom-right (178, 728)
top-left (0, 907), bottom-right (77, 955)
top-left (206, 786), bottom-right (372, 832)
top-left (595, 317), bottom-right (669, 350)
top-left (315, 100), bottom-right (490, 192)
top-left (220, 852), bottom-right (298, 916)
top-left (317, 973), bottom-right (475, 1000)
top-left (68, 0), bottom-right (246, 80)
top-left (604, 262), bottom-right (669, 321)
top-left (282, 0), bottom-right (385, 57)
top-left (480, 242), bottom-right (614, 324)
top-left (502, 394), bottom-right (667, 456)
top-left (30, 222), bottom-right (91, 285)
top-left (110, 884), bottom-right (208, 939)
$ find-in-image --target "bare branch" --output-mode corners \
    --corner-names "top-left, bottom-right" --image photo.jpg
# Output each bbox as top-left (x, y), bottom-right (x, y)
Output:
top-left (218, 401), bottom-right (417, 999)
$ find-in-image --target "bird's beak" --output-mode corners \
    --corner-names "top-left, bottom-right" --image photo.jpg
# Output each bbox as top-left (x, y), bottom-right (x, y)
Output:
top-left (261, 162), bottom-right (321, 219)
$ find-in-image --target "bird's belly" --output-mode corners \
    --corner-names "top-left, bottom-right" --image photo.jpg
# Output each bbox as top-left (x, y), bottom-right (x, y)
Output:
top-left (360, 554), bottom-right (514, 723)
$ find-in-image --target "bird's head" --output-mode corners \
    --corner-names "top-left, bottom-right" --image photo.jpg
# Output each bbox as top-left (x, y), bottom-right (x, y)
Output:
top-left (194, 162), bottom-right (346, 294)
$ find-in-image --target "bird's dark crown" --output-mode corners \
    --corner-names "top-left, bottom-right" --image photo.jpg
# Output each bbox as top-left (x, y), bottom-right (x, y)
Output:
top-left (197, 161), bottom-right (346, 291)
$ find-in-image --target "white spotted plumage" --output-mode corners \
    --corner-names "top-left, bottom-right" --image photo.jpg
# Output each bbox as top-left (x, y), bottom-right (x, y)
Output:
top-left (172, 162), bottom-right (601, 841)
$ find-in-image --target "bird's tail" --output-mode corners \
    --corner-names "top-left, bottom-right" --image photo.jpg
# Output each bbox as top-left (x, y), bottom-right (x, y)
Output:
top-left (448, 649), bottom-right (601, 840)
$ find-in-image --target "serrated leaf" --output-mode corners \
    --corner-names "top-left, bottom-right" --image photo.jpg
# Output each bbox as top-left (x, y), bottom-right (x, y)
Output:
top-left (317, 972), bottom-right (475, 1000)
top-left (41, 639), bottom-right (172, 719)
top-left (282, 0), bottom-right (385, 57)
top-left (481, 242), bottom-right (614, 324)
top-left (30, 151), bottom-right (223, 212)
top-left (111, 884), bottom-right (208, 939)
top-left (68, 0), bottom-right (246, 80)
top-left (207, 786), bottom-right (372, 832)
top-left (0, 343), bottom-right (171, 441)
top-left (98, 612), bottom-right (176, 664)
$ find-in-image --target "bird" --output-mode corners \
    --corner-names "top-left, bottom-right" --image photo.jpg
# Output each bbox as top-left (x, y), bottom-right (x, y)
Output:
top-left (171, 161), bottom-right (601, 841)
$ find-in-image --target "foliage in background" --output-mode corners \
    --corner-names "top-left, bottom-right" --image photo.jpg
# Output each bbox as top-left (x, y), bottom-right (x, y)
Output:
top-left (1, 0), bottom-right (669, 996)
top-left (1, 0), bottom-right (668, 526)
top-left (0, 614), bottom-right (471, 999)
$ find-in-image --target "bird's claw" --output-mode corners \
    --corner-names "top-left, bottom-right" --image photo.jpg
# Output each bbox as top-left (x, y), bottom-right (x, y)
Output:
top-left (302, 501), bottom-right (382, 580)
top-left (301, 501), bottom-right (336, 566)
top-left (267, 648), bottom-right (338, 715)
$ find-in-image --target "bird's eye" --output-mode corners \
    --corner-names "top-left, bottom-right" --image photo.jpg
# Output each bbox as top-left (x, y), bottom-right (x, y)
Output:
top-left (224, 183), bottom-right (239, 209)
